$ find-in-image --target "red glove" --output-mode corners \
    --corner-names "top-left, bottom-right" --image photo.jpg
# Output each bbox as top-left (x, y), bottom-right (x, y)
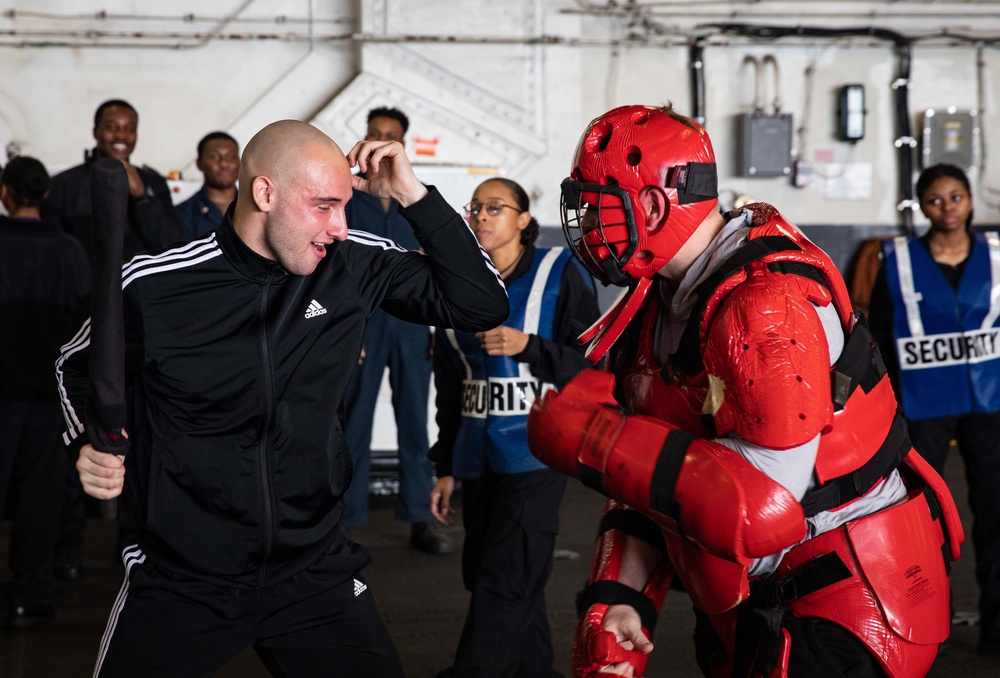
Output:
top-left (527, 370), bottom-right (624, 478)
top-left (530, 370), bottom-right (806, 564)
top-left (528, 370), bottom-right (675, 513)
top-left (572, 603), bottom-right (651, 677)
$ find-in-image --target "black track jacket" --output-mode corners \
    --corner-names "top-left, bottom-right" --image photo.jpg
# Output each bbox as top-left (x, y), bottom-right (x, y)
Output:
top-left (57, 188), bottom-right (508, 587)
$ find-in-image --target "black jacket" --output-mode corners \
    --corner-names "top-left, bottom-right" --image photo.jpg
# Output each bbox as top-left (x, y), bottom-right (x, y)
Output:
top-left (43, 153), bottom-right (183, 260)
top-left (57, 188), bottom-right (508, 587)
top-left (0, 216), bottom-right (90, 400)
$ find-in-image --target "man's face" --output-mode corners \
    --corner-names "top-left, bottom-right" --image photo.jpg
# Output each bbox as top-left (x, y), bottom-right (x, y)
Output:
top-left (93, 106), bottom-right (137, 162)
top-left (262, 149), bottom-right (352, 276)
top-left (197, 138), bottom-right (240, 191)
top-left (365, 116), bottom-right (405, 143)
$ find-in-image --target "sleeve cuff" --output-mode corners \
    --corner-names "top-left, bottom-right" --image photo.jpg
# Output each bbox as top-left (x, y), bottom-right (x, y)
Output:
top-left (513, 334), bottom-right (542, 364)
top-left (62, 425), bottom-right (89, 459)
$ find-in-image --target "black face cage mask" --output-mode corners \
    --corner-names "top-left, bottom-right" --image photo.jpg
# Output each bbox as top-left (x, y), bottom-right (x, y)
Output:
top-left (560, 179), bottom-right (637, 287)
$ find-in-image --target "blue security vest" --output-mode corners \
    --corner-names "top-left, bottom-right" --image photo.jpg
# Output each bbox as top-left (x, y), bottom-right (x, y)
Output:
top-left (438, 247), bottom-right (571, 478)
top-left (882, 232), bottom-right (1000, 420)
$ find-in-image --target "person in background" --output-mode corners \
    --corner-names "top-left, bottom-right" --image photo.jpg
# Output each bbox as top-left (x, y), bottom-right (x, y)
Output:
top-left (0, 156), bottom-right (90, 626)
top-left (44, 98), bottom-right (182, 259)
top-left (529, 104), bottom-right (961, 677)
top-left (430, 178), bottom-right (600, 677)
top-left (342, 106), bottom-right (452, 554)
top-left (58, 120), bottom-right (507, 676)
top-left (869, 163), bottom-right (1000, 661)
top-left (175, 131), bottom-right (240, 240)
top-left (44, 98), bottom-right (183, 582)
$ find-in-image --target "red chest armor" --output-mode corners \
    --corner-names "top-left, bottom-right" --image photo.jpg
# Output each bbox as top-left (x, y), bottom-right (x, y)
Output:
top-left (619, 205), bottom-right (889, 487)
top-left (621, 303), bottom-right (712, 437)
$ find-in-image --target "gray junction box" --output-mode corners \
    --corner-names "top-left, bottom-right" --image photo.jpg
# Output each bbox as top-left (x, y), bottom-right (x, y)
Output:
top-left (921, 108), bottom-right (978, 172)
top-left (737, 112), bottom-right (794, 177)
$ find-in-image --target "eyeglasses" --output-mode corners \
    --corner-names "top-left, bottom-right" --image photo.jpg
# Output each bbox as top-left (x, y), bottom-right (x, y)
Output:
top-left (463, 201), bottom-right (521, 217)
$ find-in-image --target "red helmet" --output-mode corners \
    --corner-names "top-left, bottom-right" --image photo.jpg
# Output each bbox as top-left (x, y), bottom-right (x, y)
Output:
top-left (561, 105), bottom-right (718, 286)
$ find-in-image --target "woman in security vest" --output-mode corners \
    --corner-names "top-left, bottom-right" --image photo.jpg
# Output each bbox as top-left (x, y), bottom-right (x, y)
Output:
top-left (429, 177), bottom-right (600, 677)
top-left (870, 163), bottom-right (1000, 661)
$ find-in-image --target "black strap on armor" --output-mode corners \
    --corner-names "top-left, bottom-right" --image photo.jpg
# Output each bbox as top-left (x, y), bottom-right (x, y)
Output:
top-left (648, 430), bottom-right (695, 523)
top-left (576, 580), bottom-right (660, 634)
top-left (922, 487), bottom-right (953, 575)
top-left (578, 463), bottom-right (607, 497)
top-left (800, 412), bottom-right (910, 518)
top-left (733, 551), bottom-right (854, 676)
top-left (599, 508), bottom-right (667, 553)
top-left (671, 162), bottom-right (718, 205)
top-left (765, 259), bottom-right (828, 286)
top-left (830, 312), bottom-right (888, 411)
top-left (753, 551), bottom-right (854, 608)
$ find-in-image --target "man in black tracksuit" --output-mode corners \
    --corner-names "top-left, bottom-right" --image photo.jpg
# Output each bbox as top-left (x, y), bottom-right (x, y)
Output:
top-left (57, 121), bottom-right (508, 677)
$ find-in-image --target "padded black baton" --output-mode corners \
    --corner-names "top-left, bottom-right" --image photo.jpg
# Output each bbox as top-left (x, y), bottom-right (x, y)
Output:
top-left (87, 158), bottom-right (131, 520)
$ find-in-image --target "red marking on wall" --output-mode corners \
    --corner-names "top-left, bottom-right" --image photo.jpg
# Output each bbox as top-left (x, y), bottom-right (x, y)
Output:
top-left (413, 136), bottom-right (440, 157)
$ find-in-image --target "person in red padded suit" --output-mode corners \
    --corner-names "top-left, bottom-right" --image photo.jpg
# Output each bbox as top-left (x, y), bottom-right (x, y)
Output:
top-left (527, 104), bottom-right (964, 678)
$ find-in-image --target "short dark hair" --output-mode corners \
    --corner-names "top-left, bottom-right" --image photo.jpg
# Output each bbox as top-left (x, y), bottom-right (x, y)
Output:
top-left (94, 99), bottom-right (138, 127)
top-left (367, 107), bottom-right (409, 135)
top-left (660, 102), bottom-right (700, 132)
top-left (197, 131), bottom-right (239, 158)
top-left (1, 156), bottom-right (50, 208)
top-left (916, 163), bottom-right (971, 201)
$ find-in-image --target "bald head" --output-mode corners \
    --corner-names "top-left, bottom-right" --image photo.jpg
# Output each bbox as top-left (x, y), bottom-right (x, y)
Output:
top-left (238, 120), bottom-right (348, 196)
top-left (232, 120), bottom-right (354, 274)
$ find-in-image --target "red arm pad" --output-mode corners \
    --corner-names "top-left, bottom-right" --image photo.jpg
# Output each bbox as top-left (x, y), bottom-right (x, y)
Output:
top-left (529, 372), bottom-right (807, 562)
top-left (602, 420), bottom-right (808, 561)
top-left (572, 501), bottom-right (673, 677)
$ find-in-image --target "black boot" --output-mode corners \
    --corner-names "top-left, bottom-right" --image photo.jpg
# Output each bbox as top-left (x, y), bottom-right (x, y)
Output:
top-left (410, 521), bottom-right (454, 555)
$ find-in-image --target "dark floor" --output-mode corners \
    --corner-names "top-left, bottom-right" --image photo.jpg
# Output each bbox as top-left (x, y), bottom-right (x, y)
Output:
top-left (1, 452), bottom-right (996, 677)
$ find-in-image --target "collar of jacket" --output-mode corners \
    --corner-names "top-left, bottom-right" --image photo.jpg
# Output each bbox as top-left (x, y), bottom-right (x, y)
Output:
top-left (216, 206), bottom-right (289, 283)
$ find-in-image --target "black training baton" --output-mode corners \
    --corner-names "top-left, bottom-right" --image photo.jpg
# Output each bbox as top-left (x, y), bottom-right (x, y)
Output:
top-left (87, 158), bottom-right (131, 520)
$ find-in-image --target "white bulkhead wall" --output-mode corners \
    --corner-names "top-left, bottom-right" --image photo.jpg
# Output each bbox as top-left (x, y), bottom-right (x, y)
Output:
top-left (1, 0), bottom-right (999, 230)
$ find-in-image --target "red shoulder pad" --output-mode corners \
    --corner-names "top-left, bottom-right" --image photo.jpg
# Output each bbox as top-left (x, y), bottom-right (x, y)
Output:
top-left (732, 206), bottom-right (855, 328)
top-left (703, 262), bottom-right (834, 449)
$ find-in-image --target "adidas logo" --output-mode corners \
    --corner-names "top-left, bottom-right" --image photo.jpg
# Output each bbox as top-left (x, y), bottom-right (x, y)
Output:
top-left (353, 578), bottom-right (367, 597)
top-left (304, 299), bottom-right (327, 319)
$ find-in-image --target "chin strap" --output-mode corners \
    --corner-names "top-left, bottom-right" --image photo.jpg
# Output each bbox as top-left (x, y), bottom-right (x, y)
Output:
top-left (581, 277), bottom-right (653, 364)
